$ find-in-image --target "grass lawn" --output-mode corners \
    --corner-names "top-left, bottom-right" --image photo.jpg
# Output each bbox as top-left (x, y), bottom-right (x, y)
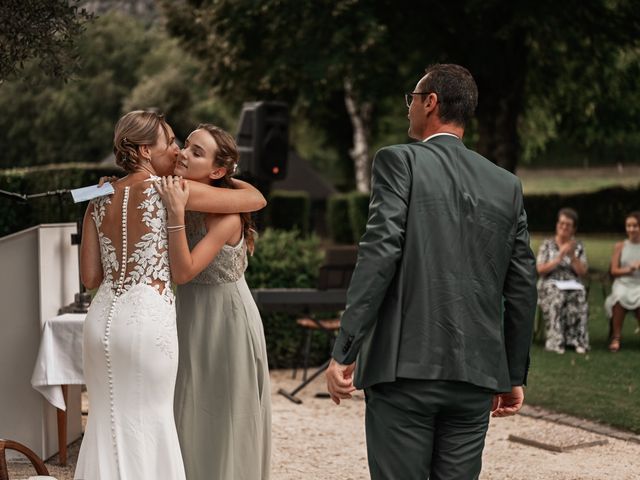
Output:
top-left (518, 166), bottom-right (640, 195)
top-left (526, 234), bottom-right (640, 433)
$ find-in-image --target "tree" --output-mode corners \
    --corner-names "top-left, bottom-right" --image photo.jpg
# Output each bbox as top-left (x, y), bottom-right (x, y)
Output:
top-left (163, 0), bottom-right (401, 192)
top-left (415, 0), bottom-right (640, 172)
top-left (0, 0), bottom-right (91, 81)
top-left (0, 12), bottom-right (222, 168)
top-left (164, 0), bottom-right (640, 187)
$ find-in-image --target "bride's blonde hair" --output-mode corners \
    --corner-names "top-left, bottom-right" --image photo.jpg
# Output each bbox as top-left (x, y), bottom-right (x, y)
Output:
top-left (113, 110), bottom-right (170, 172)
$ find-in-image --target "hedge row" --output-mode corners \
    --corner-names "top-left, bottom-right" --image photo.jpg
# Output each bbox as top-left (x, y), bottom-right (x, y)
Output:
top-left (2, 167), bottom-right (638, 238)
top-left (267, 190), bottom-right (310, 234)
top-left (324, 186), bottom-right (640, 238)
top-left (524, 185), bottom-right (640, 233)
top-left (326, 191), bottom-right (370, 244)
top-left (0, 170), bottom-right (318, 240)
top-left (0, 165), bottom-right (123, 237)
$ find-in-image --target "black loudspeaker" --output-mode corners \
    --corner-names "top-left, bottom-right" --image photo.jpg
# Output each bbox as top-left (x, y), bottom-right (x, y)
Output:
top-left (236, 101), bottom-right (289, 181)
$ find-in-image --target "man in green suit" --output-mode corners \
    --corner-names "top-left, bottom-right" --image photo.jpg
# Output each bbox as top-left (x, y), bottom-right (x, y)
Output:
top-left (326, 64), bottom-right (537, 479)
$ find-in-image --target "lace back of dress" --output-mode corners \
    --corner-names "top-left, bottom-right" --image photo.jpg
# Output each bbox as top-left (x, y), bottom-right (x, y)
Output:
top-left (91, 180), bottom-right (173, 304)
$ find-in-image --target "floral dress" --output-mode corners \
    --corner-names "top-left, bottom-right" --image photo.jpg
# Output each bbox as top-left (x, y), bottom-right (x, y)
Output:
top-left (537, 238), bottom-right (590, 351)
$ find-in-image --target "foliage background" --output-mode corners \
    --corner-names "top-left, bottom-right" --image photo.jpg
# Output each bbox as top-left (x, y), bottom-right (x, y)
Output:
top-left (244, 229), bottom-right (328, 368)
top-left (1, 1), bottom-right (639, 188)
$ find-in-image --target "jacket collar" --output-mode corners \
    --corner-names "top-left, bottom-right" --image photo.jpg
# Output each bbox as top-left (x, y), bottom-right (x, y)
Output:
top-left (422, 132), bottom-right (459, 142)
top-left (422, 133), bottom-right (465, 147)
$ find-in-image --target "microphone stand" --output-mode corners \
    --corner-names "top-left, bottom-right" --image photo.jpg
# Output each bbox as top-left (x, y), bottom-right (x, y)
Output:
top-left (59, 215), bottom-right (92, 314)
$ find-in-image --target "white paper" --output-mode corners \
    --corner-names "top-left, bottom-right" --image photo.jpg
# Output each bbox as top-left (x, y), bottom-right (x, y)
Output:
top-left (553, 279), bottom-right (585, 291)
top-left (70, 182), bottom-right (114, 203)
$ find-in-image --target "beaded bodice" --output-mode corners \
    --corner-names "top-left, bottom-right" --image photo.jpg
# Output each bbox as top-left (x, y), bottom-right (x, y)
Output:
top-left (185, 211), bottom-right (247, 285)
top-left (90, 177), bottom-right (174, 304)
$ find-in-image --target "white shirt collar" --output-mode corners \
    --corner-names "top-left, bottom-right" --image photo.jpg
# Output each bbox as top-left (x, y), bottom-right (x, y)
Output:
top-left (422, 132), bottom-right (460, 143)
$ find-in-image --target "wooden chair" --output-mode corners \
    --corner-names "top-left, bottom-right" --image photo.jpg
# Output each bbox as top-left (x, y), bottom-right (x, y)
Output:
top-left (293, 246), bottom-right (357, 381)
top-left (0, 439), bottom-right (51, 480)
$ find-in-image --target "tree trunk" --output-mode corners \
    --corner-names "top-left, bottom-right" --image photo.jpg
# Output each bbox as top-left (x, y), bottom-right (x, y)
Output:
top-left (343, 78), bottom-right (373, 193)
top-left (473, 28), bottom-right (527, 174)
top-left (475, 92), bottom-right (521, 173)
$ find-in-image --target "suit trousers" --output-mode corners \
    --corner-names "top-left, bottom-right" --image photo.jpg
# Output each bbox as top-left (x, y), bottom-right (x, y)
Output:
top-left (364, 378), bottom-right (493, 480)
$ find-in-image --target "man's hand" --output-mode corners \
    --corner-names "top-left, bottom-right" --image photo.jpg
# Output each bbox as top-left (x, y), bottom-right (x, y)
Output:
top-left (325, 358), bottom-right (356, 405)
top-left (491, 386), bottom-right (524, 417)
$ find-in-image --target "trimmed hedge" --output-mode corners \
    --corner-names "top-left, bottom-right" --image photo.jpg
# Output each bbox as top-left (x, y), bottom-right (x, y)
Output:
top-left (267, 189), bottom-right (310, 235)
top-left (524, 185), bottom-right (640, 233)
top-left (325, 185), bottom-right (640, 239)
top-left (245, 229), bottom-right (329, 368)
top-left (347, 191), bottom-right (370, 243)
top-left (327, 194), bottom-right (354, 244)
top-left (327, 191), bottom-right (371, 244)
top-left (0, 164), bottom-right (122, 237)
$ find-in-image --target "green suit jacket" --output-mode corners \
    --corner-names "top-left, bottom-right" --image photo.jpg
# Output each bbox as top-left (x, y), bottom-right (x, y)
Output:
top-left (332, 135), bottom-right (537, 393)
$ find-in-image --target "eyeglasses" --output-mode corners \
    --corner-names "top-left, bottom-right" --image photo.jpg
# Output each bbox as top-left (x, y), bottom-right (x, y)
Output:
top-left (405, 91), bottom-right (432, 108)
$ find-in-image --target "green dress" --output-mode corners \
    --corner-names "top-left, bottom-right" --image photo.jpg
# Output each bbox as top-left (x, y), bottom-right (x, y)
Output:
top-left (174, 212), bottom-right (271, 480)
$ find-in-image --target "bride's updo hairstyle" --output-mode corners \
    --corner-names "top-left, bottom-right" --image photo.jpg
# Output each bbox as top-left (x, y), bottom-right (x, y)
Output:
top-left (113, 110), bottom-right (170, 172)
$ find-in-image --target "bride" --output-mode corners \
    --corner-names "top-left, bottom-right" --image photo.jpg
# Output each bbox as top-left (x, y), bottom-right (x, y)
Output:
top-left (76, 110), bottom-right (265, 479)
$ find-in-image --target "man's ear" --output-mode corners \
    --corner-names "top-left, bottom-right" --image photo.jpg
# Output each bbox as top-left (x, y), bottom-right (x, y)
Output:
top-left (209, 166), bottom-right (227, 180)
top-left (423, 92), bottom-right (438, 116)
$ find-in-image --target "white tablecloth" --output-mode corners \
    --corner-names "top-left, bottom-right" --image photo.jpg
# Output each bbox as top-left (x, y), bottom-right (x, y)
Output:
top-left (31, 313), bottom-right (85, 411)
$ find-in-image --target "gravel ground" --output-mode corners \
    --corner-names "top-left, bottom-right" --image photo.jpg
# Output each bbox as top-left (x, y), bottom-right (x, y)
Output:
top-left (8, 369), bottom-right (640, 479)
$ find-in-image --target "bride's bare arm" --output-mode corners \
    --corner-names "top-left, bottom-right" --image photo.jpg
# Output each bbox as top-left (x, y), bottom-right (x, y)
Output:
top-left (185, 178), bottom-right (266, 213)
top-left (80, 202), bottom-right (103, 289)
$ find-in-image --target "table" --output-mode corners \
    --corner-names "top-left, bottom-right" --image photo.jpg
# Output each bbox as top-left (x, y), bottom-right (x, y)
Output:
top-left (31, 313), bottom-right (85, 465)
top-left (251, 288), bottom-right (347, 312)
top-left (252, 288), bottom-right (347, 403)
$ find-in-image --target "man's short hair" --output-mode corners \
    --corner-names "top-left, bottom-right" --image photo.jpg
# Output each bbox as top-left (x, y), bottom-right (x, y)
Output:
top-left (420, 64), bottom-right (478, 128)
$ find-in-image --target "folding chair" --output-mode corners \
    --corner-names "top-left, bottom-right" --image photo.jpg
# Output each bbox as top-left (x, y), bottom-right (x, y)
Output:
top-left (292, 246), bottom-right (357, 381)
top-left (279, 246), bottom-right (357, 403)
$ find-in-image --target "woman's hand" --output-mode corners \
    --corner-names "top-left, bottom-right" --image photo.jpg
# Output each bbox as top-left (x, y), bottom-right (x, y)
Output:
top-left (154, 176), bottom-right (189, 221)
top-left (98, 175), bottom-right (119, 187)
top-left (559, 240), bottom-right (576, 258)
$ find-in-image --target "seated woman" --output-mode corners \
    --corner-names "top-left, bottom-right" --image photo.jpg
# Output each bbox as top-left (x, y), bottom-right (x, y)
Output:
top-left (536, 207), bottom-right (589, 354)
top-left (604, 211), bottom-right (640, 352)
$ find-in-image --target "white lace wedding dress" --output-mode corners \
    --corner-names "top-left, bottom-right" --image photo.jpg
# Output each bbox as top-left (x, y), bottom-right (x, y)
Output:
top-left (74, 177), bottom-right (186, 480)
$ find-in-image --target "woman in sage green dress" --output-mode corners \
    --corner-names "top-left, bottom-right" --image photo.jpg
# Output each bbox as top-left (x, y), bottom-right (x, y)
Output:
top-left (155, 124), bottom-right (271, 480)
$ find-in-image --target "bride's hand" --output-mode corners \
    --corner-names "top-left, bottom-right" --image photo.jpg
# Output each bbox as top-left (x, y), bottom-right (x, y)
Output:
top-left (154, 176), bottom-right (189, 218)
